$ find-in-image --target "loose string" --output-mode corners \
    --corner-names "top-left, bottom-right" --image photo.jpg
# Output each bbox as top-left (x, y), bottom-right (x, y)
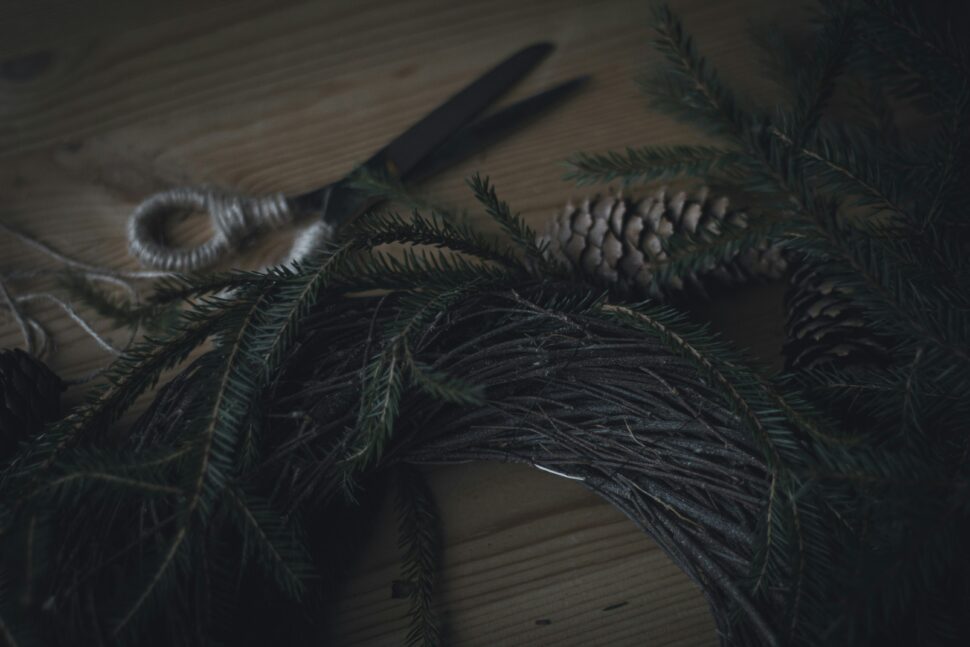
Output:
top-left (0, 222), bottom-right (164, 383)
top-left (1, 188), bottom-right (334, 382)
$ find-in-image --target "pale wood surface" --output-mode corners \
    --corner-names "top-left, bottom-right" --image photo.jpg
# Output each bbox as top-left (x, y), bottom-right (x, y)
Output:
top-left (0, 1), bottom-right (797, 644)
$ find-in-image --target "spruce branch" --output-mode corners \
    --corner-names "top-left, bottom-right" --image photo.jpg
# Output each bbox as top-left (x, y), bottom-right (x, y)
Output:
top-left (408, 361), bottom-right (485, 406)
top-left (247, 240), bottom-right (358, 379)
top-left (921, 87), bottom-right (969, 229)
top-left (0, 562), bottom-right (41, 647)
top-left (347, 164), bottom-right (444, 215)
top-left (347, 282), bottom-right (486, 472)
top-left (643, 78), bottom-right (968, 368)
top-left (346, 344), bottom-right (405, 473)
top-left (855, 0), bottom-right (970, 105)
top-left (7, 296), bottom-right (240, 496)
top-left (346, 208), bottom-right (523, 270)
top-left (564, 145), bottom-right (742, 186)
top-left (226, 487), bottom-right (314, 600)
top-left (768, 125), bottom-right (906, 218)
top-left (331, 246), bottom-right (517, 294)
top-left (148, 271), bottom-right (268, 305)
top-left (395, 466), bottom-right (442, 647)
top-left (113, 282), bottom-right (277, 635)
top-left (787, 203), bottom-right (970, 363)
top-left (46, 471), bottom-right (182, 498)
top-left (788, 3), bottom-right (856, 145)
top-left (467, 174), bottom-right (555, 274)
top-left (646, 3), bottom-right (751, 140)
top-left (654, 213), bottom-right (790, 287)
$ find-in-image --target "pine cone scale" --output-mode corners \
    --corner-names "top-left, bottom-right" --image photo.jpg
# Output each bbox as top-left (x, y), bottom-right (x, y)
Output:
top-left (782, 263), bottom-right (888, 370)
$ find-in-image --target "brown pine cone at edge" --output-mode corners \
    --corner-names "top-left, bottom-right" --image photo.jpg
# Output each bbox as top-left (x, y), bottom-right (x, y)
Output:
top-left (783, 262), bottom-right (889, 371)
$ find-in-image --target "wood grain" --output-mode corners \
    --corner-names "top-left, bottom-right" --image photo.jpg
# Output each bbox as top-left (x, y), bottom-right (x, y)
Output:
top-left (0, 0), bottom-right (801, 644)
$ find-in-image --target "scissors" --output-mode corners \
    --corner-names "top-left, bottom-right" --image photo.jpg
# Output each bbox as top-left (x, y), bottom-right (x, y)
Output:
top-left (127, 43), bottom-right (587, 272)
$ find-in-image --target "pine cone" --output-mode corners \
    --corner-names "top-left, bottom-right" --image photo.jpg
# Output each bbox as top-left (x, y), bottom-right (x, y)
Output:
top-left (0, 348), bottom-right (65, 461)
top-left (538, 188), bottom-right (787, 297)
top-left (783, 263), bottom-right (887, 370)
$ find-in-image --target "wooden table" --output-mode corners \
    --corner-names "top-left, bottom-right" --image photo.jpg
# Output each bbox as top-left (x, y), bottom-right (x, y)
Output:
top-left (0, 1), bottom-right (795, 644)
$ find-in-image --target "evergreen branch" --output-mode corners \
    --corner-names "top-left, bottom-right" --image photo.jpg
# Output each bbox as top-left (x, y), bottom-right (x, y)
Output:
top-left (0, 615), bottom-right (19, 647)
top-left (748, 19), bottom-right (807, 100)
top-left (112, 523), bottom-right (186, 637)
top-left (346, 282), bottom-right (485, 472)
top-left (646, 2), bottom-right (750, 139)
top-left (922, 88), bottom-right (969, 229)
top-left (250, 240), bottom-right (358, 378)
top-left (28, 448), bottom-right (192, 509)
top-left (409, 361), bottom-right (485, 406)
top-left (183, 294), bottom-right (275, 517)
top-left (227, 487), bottom-right (314, 600)
top-left (655, 214), bottom-right (790, 285)
top-left (114, 284), bottom-right (276, 635)
top-left (395, 466), bottom-right (441, 647)
top-left (788, 206), bottom-right (970, 363)
top-left (347, 208), bottom-right (523, 270)
top-left (331, 247), bottom-right (517, 294)
top-left (347, 345), bottom-right (405, 470)
top-left (46, 472), bottom-right (182, 497)
top-left (11, 297), bottom-right (240, 490)
top-left (148, 271), bottom-right (266, 305)
top-left (564, 146), bottom-right (742, 186)
top-left (787, 494), bottom-right (805, 641)
top-left (685, 82), bottom-right (967, 366)
top-left (0, 565), bottom-right (38, 647)
top-left (0, 611), bottom-right (31, 647)
top-left (769, 125), bottom-right (905, 217)
top-left (789, 4), bottom-right (856, 144)
top-left (467, 175), bottom-right (551, 272)
top-left (348, 165), bottom-right (452, 215)
top-left (859, 0), bottom-right (970, 97)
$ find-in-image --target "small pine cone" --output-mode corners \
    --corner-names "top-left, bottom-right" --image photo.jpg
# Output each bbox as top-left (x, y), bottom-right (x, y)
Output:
top-left (0, 348), bottom-right (65, 461)
top-left (783, 263), bottom-right (887, 370)
top-left (538, 188), bottom-right (787, 298)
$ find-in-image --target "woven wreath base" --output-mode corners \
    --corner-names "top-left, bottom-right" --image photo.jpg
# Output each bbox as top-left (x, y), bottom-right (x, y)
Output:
top-left (270, 285), bottom-right (782, 646)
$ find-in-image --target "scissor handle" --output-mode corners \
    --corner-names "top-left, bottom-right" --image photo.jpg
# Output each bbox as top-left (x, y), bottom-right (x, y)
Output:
top-left (126, 186), bottom-right (296, 271)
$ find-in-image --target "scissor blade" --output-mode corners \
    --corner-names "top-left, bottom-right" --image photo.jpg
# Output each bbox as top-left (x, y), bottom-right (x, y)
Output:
top-left (370, 42), bottom-right (555, 179)
top-left (404, 75), bottom-right (589, 183)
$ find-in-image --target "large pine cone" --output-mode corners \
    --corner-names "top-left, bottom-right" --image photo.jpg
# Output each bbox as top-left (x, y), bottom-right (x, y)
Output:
top-left (538, 188), bottom-right (787, 297)
top-left (0, 348), bottom-right (65, 461)
top-left (783, 263), bottom-right (887, 370)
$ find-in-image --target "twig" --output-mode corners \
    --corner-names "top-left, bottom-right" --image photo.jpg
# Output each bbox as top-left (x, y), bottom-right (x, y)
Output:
top-left (0, 277), bottom-right (33, 353)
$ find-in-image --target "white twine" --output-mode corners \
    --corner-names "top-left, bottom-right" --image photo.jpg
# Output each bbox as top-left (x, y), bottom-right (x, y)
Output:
top-left (534, 463), bottom-right (586, 481)
top-left (284, 220), bottom-right (335, 267)
top-left (0, 187), bottom-right (334, 380)
top-left (0, 223), bottom-right (150, 378)
top-left (126, 186), bottom-right (329, 272)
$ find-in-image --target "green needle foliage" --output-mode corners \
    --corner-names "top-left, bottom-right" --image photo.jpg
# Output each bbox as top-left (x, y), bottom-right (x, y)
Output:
top-left (395, 467), bottom-right (441, 647)
top-left (0, 175), bottom-right (559, 646)
top-left (564, 0), bottom-right (969, 644)
top-left (565, 145), bottom-right (742, 186)
top-left (0, 2), bottom-right (966, 645)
